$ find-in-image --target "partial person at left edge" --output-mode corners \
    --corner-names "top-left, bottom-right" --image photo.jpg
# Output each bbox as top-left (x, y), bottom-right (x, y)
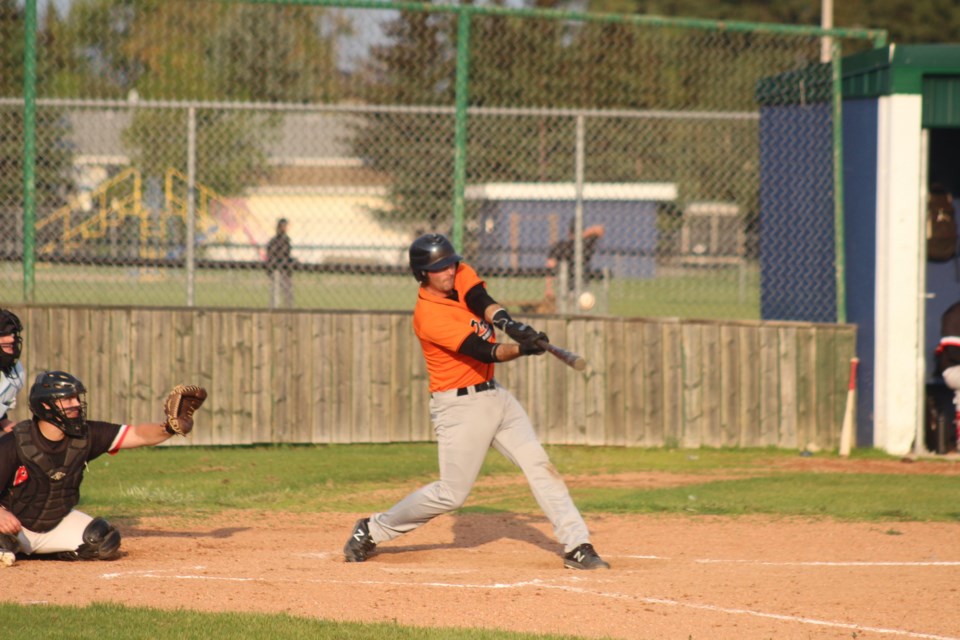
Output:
top-left (0, 309), bottom-right (26, 433)
top-left (0, 372), bottom-right (207, 567)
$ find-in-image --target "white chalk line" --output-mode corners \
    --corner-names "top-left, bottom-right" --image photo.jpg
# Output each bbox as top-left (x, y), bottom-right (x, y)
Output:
top-left (695, 559), bottom-right (960, 567)
top-left (622, 554), bottom-right (960, 567)
top-left (100, 566), bottom-right (960, 640)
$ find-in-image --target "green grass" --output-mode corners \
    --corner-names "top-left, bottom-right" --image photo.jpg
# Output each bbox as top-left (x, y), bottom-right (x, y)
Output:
top-left (7, 445), bottom-right (957, 639)
top-left (568, 474), bottom-right (960, 520)
top-left (604, 265), bottom-right (760, 319)
top-left (1, 262), bottom-right (761, 319)
top-left (75, 444), bottom-right (959, 522)
top-left (0, 602), bottom-right (590, 640)
top-left (2, 264), bottom-right (417, 311)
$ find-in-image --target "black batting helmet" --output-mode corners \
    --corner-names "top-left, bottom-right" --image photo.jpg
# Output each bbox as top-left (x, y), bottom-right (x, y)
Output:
top-left (30, 371), bottom-right (88, 438)
top-left (0, 309), bottom-right (23, 375)
top-left (409, 233), bottom-right (462, 283)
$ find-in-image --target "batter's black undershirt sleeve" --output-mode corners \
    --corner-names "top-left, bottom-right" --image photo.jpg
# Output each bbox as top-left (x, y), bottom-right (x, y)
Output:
top-left (459, 333), bottom-right (498, 364)
top-left (464, 284), bottom-right (498, 319)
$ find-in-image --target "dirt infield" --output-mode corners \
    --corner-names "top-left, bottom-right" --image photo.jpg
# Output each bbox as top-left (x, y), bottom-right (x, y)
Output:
top-left (7, 458), bottom-right (960, 640)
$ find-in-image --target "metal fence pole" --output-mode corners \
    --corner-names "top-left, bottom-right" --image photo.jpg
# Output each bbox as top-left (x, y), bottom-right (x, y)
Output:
top-left (831, 40), bottom-right (846, 324)
top-left (21, 0), bottom-right (38, 303)
top-left (820, 0), bottom-right (833, 63)
top-left (451, 5), bottom-right (472, 252)
top-left (186, 106), bottom-right (198, 307)
top-left (573, 114), bottom-right (585, 305)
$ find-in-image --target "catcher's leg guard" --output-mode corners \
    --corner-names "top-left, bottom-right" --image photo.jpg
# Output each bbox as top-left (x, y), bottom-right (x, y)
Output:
top-left (0, 533), bottom-right (20, 553)
top-left (74, 517), bottom-right (122, 560)
top-left (0, 533), bottom-right (20, 566)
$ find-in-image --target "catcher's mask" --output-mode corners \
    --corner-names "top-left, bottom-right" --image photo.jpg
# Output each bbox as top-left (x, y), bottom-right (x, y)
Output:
top-left (0, 309), bottom-right (23, 375)
top-left (409, 233), bottom-right (462, 283)
top-left (30, 371), bottom-right (88, 438)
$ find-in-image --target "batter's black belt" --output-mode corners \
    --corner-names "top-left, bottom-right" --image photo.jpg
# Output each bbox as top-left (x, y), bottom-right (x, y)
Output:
top-left (432, 379), bottom-right (496, 399)
top-left (457, 379), bottom-right (496, 396)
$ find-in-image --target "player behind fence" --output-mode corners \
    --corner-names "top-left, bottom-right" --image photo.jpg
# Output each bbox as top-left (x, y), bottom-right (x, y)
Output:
top-left (0, 372), bottom-right (206, 566)
top-left (545, 218), bottom-right (605, 300)
top-left (343, 233), bottom-right (610, 570)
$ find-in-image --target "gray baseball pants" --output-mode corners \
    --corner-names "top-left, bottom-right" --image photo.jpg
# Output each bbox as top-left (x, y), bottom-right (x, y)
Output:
top-left (367, 381), bottom-right (591, 553)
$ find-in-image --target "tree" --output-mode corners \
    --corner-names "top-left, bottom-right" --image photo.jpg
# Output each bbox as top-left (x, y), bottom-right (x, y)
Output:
top-left (352, 3), bottom-right (767, 233)
top-left (586, 0), bottom-right (960, 46)
top-left (53, 0), bottom-right (342, 197)
top-left (0, 0), bottom-right (73, 243)
top-left (351, 10), bottom-right (460, 231)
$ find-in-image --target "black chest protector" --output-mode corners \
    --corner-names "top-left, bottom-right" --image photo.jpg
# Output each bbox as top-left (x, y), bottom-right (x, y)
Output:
top-left (10, 420), bottom-right (90, 532)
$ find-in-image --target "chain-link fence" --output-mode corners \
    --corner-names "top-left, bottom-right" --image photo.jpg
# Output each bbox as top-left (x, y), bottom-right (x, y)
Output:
top-left (1, 1), bottom-right (883, 319)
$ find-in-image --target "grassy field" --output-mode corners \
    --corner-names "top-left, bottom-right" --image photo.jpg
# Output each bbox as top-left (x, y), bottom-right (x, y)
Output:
top-left (5, 445), bottom-right (954, 639)
top-left (0, 262), bottom-right (760, 320)
top-left (0, 602), bottom-right (590, 640)
top-left (74, 444), bottom-right (960, 521)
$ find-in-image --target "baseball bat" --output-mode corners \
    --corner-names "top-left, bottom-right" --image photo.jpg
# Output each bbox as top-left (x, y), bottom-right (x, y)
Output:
top-left (839, 357), bottom-right (859, 457)
top-left (537, 339), bottom-right (586, 371)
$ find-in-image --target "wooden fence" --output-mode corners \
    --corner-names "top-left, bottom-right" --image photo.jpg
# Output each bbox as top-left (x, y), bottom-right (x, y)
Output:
top-left (5, 305), bottom-right (856, 449)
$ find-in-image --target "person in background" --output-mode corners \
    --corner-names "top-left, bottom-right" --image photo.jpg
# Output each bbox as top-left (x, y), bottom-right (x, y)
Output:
top-left (266, 218), bottom-right (295, 309)
top-left (545, 218), bottom-right (605, 301)
top-left (0, 310), bottom-right (25, 433)
top-left (935, 300), bottom-right (960, 452)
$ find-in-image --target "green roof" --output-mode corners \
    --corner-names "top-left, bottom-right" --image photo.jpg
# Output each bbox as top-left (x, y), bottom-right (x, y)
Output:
top-left (756, 44), bottom-right (960, 127)
top-left (841, 44), bottom-right (960, 98)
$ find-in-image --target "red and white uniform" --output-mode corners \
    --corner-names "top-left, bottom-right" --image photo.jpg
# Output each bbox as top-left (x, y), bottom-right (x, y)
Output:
top-left (0, 421), bottom-right (130, 555)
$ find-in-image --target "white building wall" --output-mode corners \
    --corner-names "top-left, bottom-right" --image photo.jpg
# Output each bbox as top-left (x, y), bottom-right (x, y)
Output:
top-left (201, 189), bottom-right (411, 267)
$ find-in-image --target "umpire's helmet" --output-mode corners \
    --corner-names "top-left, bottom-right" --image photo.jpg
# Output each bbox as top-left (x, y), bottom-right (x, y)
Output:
top-left (409, 234), bottom-right (462, 283)
top-left (0, 309), bottom-right (23, 375)
top-left (30, 371), bottom-right (88, 438)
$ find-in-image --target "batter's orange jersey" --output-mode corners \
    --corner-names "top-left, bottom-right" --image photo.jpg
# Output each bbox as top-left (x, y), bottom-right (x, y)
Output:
top-left (413, 262), bottom-right (496, 392)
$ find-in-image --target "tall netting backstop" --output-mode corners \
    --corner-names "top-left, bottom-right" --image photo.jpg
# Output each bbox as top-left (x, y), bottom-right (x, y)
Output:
top-left (1, 1), bottom-right (884, 319)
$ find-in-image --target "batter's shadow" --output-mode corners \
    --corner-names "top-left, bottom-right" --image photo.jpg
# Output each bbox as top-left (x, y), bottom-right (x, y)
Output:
top-left (123, 526), bottom-right (250, 539)
top-left (376, 512), bottom-right (559, 556)
top-left (100, 516), bottom-right (250, 540)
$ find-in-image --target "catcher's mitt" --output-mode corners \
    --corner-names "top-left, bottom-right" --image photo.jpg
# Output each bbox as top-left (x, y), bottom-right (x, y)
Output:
top-left (163, 385), bottom-right (207, 436)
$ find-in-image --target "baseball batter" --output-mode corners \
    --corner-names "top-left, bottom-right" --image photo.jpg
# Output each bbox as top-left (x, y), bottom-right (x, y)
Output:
top-left (0, 310), bottom-right (26, 433)
top-left (343, 233), bottom-right (610, 570)
top-left (0, 371), bottom-right (206, 566)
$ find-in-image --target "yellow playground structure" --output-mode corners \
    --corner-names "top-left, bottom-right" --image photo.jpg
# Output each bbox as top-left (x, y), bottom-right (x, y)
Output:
top-left (36, 167), bottom-right (255, 261)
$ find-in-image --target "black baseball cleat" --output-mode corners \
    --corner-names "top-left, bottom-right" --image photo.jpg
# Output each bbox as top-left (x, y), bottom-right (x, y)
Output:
top-left (344, 517), bottom-right (377, 562)
top-left (563, 543), bottom-right (610, 570)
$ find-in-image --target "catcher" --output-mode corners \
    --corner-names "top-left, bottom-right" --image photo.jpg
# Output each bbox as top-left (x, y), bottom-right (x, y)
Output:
top-left (0, 371), bottom-right (206, 566)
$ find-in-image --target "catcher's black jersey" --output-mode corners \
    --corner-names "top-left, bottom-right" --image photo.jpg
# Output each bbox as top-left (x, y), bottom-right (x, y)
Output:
top-left (0, 420), bottom-right (126, 511)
